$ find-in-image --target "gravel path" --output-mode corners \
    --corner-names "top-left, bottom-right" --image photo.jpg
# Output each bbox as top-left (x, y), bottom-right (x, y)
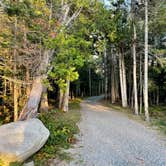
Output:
top-left (64, 97), bottom-right (166, 166)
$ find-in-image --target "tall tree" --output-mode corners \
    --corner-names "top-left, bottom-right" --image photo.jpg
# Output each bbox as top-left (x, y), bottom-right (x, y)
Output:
top-left (131, 1), bottom-right (139, 115)
top-left (144, 0), bottom-right (150, 121)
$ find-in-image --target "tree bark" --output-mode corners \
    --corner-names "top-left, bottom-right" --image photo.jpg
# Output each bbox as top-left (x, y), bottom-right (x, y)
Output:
top-left (13, 16), bottom-right (18, 122)
top-left (40, 86), bottom-right (49, 112)
top-left (89, 67), bottom-right (92, 96)
top-left (104, 44), bottom-right (108, 100)
top-left (139, 53), bottom-right (143, 114)
top-left (18, 50), bottom-right (54, 120)
top-left (119, 49), bottom-right (128, 107)
top-left (114, 55), bottom-right (120, 102)
top-left (13, 83), bottom-right (18, 121)
top-left (26, 67), bottom-right (31, 97)
top-left (59, 89), bottom-right (64, 109)
top-left (62, 78), bottom-right (70, 112)
top-left (18, 76), bottom-right (43, 120)
top-left (111, 52), bottom-right (116, 103)
top-left (144, 0), bottom-right (150, 121)
top-left (3, 79), bottom-right (7, 112)
top-left (133, 24), bottom-right (139, 115)
top-left (98, 80), bottom-right (101, 95)
top-left (156, 87), bottom-right (159, 105)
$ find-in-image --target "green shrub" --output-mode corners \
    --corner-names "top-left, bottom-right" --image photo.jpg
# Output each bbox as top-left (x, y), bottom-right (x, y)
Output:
top-left (150, 105), bottom-right (166, 135)
top-left (33, 102), bottom-right (81, 165)
top-left (9, 162), bottom-right (23, 166)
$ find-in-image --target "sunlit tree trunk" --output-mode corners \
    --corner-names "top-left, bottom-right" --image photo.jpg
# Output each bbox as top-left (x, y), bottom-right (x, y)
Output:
top-left (59, 89), bottom-right (64, 109)
top-left (139, 53), bottom-right (143, 114)
top-left (121, 52), bottom-right (127, 107)
top-left (144, 0), bottom-right (150, 121)
top-left (62, 78), bottom-right (70, 112)
top-left (133, 24), bottom-right (139, 115)
top-left (13, 83), bottom-right (18, 122)
top-left (119, 49), bottom-right (128, 107)
top-left (119, 47), bottom-right (127, 107)
top-left (13, 17), bottom-right (18, 122)
top-left (40, 86), bottom-right (49, 112)
top-left (18, 76), bottom-right (43, 120)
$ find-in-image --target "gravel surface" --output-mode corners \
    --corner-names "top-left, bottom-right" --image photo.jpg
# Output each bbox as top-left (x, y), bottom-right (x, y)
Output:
top-left (62, 97), bottom-right (166, 166)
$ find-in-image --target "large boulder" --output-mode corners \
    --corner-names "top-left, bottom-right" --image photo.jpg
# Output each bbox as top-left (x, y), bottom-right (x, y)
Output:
top-left (0, 118), bottom-right (49, 165)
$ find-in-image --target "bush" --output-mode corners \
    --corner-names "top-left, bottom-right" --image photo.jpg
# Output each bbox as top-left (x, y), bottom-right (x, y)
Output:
top-left (33, 101), bottom-right (81, 165)
top-left (150, 105), bottom-right (166, 135)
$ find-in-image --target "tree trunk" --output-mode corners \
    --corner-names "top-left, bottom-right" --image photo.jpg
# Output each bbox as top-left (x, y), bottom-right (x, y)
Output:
top-left (115, 73), bottom-right (120, 101)
top-left (104, 44), bottom-right (108, 100)
top-left (3, 79), bottom-right (7, 111)
top-left (18, 49), bottom-right (54, 120)
top-left (119, 49), bottom-right (128, 107)
top-left (133, 24), bottom-right (139, 115)
top-left (98, 80), bottom-right (101, 95)
top-left (139, 53), bottom-right (143, 114)
top-left (156, 87), bottom-right (159, 105)
top-left (119, 52), bottom-right (124, 105)
top-left (89, 67), bottom-right (92, 96)
top-left (144, 0), bottom-right (150, 121)
top-left (111, 53), bottom-right (116, 104)
top-left (62, 78), bottom-right (70, 112)
top-left (18, 76), bottom-right (43, 120)
top-left (26, 67), bottom-right (31, 97)
top-left (114, 56), bottom-right (120, 102)
top-left (13, 16), bottom-right (18, 122)
top-left (13, 83), bottom-right (18, 121)
top-left (59, 89), bottom-right (64, 109)
top-left (128, 68), bottom-right (132, 106)
top-left (121, 50), bottom-right (127, 107)
top-left (40, 86), bottom-right (49, 112)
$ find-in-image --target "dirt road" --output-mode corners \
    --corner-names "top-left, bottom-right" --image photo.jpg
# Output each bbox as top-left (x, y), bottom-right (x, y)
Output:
top-left (66, 97), bottom-right (166, 166)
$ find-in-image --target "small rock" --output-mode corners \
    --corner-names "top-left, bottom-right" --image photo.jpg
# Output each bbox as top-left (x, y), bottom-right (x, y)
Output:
top-left (23, 161), bottom-right (34, 166)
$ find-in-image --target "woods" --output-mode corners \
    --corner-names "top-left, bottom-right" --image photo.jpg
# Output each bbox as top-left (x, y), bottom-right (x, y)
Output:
top-left (0, 0), bottom-right (166, 123)
top-left (0, 0), bottom-right (166, 164)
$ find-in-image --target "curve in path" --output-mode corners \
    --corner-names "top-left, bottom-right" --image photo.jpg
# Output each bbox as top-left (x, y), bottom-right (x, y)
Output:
top-left (67, 96), bottom-right (166, 166)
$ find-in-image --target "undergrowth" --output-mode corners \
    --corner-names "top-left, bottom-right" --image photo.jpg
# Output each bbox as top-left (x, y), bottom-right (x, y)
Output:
top-left (150, 105), bottom-right (166, 135)
top-left (101, 100), bottom-right (166, 136)
top-left (33, 99), bottom-right (81, 166)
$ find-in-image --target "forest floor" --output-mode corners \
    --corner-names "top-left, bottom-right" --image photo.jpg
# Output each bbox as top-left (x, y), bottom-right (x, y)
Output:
top-left (61, 96), bottom-right (166, 166)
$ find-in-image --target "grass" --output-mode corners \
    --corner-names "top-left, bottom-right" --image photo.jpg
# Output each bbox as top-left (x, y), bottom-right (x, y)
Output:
top-left (68, 98), bottom-right (81, 111)
top-left (149, 105), bottom-right (166, 135)
top-left (33, 99), bottom-right (81, 166)
top-left (100, 100), bottom-right (141, 120)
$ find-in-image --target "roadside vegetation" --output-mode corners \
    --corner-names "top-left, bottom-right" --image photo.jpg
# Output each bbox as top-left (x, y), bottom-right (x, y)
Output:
top-left (101, 99), bottom-right (166, 135)
top-left (33, 99), bottom-right (81, 165)
top-left (0, 0), bottom-right (165, 165)
top-left (150, 105), bottom-right (166, 135)
top-left (7, 99), bottom-right (81, 166)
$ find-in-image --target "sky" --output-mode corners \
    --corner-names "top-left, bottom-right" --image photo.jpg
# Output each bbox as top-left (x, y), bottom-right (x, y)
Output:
top-left (99, 0), bottom-right (130, 6)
